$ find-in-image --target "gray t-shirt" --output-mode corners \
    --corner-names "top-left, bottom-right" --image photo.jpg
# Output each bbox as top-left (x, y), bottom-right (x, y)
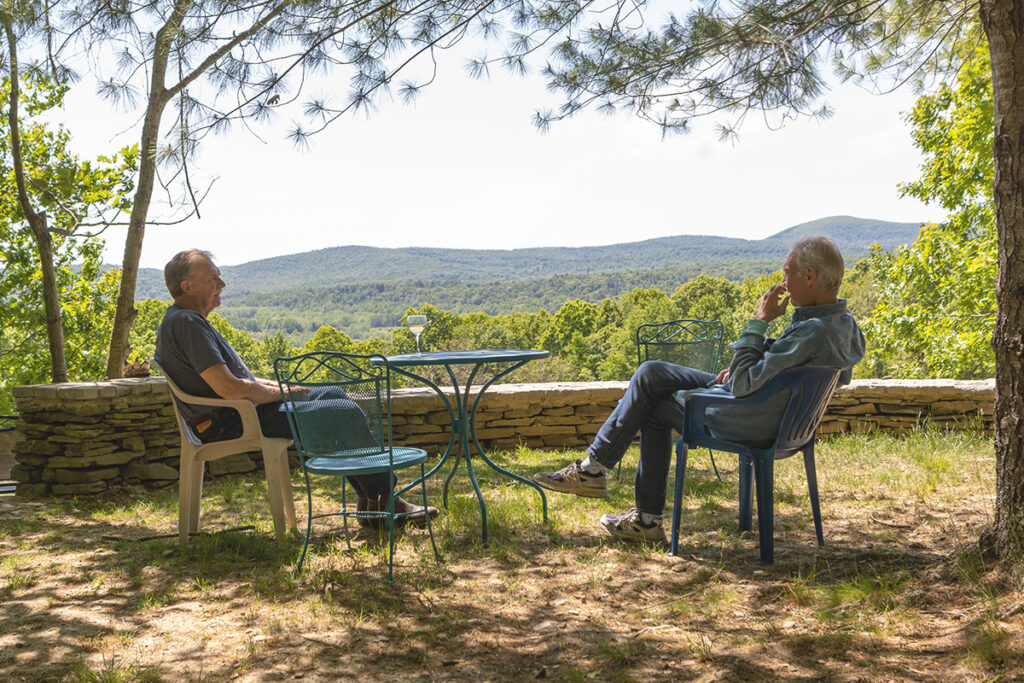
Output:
top-left (154, 303), bottom-right (256, 421)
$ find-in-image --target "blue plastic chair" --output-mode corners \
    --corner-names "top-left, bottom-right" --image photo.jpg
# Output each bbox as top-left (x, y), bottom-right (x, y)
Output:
top-left (670, 366), bottom-right (841, 564)
top-left (274, 351), bottom-right (439, 581)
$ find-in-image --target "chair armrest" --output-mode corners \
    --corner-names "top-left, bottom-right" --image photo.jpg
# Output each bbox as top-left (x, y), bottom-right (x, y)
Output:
top-left (162, 381), bottom-right (264, 442)
top-left (673, 391), bottom-right (759, 452)
top-left (673, 366), bottom-right (840, 452)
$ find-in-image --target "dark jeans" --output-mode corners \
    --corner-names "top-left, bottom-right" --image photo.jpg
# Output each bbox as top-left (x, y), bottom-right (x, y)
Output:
top-left (587, 361), bottom-right (715, 516)
top-left (201, 387), bottom-right (393, 499)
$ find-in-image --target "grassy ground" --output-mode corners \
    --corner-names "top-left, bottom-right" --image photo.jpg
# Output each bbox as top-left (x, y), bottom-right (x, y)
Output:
top-left (0, 428), bottom-right (1020, 682)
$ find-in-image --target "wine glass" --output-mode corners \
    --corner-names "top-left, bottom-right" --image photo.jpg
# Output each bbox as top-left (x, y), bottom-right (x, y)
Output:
top-left (407, 315), bottom-right (428, 354)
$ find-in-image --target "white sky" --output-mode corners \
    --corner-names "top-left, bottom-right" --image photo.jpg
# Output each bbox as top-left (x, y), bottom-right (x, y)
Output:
top-left (59, 36), bottom-right (943, 270)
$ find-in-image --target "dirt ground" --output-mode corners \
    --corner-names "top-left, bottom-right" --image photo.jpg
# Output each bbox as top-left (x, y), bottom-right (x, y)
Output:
top-left (1, 438), bottom-right (1022, 682)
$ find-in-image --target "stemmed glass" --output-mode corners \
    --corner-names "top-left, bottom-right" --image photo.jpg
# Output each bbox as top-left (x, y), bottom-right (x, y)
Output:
top-left (407, 315), bottom-right (428, 354)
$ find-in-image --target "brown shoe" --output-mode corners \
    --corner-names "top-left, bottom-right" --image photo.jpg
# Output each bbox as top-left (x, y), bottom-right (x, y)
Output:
top-left (364, 495), bottom-right (439, 529)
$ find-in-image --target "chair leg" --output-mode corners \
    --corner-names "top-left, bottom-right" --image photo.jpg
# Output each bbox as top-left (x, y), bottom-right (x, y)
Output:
top-left (188, 460), bottom-right (204, 536)
top-left (753, 454), bottom-right (775, 565)
top-left (178, 454), bottom-right (194, 546)
top-left (670, 439), bottom-right (689, 556)
top-left (738, 454), bottom-right (754, 532)
top-left (276, 446), bottom-right (296, 530)
top-left (261, 442), bottom-right (292, 542)
top-left (803, 444), bottom-right (825, 547)
top-left (295, 470), bottom-right (315, 576)
top-left (707, 448), bottom-right (722, 482)
top-left (386, 486), bottom-right (396, 584)
top-left (420, 463), bottom-right (440, 561)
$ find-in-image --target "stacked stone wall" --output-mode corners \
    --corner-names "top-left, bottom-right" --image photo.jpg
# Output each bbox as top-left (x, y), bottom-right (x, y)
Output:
top-left (11, 377), bottom-right (994, 496)
top-left (819, 379), bottom-right (993, 435)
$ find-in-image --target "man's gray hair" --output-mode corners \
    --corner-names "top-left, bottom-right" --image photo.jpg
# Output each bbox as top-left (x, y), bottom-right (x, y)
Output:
top-left (791, 236), bottom-right (844, 295)
top-left (164, 249), bottom-right (214, 297)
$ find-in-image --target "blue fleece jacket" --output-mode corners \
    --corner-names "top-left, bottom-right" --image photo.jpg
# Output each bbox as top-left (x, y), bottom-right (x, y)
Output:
top-left (676, 299), bottom-right (865, 447)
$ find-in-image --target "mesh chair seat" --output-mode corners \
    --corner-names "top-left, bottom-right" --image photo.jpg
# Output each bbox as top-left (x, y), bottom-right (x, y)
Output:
top-left (304, 447), bottom-right (428, 476)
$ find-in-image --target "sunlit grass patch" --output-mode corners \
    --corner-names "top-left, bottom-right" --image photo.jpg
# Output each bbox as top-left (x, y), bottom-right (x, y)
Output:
top-left (814, 425), bottom-right (993, 505)
top-left (69, 656), bottom-right (164, 683)
top-left (0, 553), bottom-right (36, 594)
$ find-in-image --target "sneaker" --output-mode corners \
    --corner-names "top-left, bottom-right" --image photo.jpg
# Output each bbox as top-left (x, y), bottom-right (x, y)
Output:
top-left (599, 508), bottom-right (667, 543)
top-left (532, 460), bottom-right (608, 498)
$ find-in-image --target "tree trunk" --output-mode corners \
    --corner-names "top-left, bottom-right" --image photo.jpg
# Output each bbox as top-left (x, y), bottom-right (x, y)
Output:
top-left (103, 5), bottom-right (184, 379)
top-left (29, 214), bottom-right (68, 383)
top-left (982, 0), bottom-right (1024, 564)
top-left (3, 16), bottom-right (67, 383)
top-left (103, 113), bottom-right (161, 379)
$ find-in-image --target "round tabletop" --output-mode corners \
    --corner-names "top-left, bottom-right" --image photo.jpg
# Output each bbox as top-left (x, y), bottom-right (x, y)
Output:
top-left (381, 349), bottom-right (550, 367)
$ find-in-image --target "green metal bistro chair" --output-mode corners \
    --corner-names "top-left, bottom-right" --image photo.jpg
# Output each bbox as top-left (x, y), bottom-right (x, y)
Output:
top-left (274, 351), bottom-right (438, 581)
top-left (617, 318), bottom-right (726, 482)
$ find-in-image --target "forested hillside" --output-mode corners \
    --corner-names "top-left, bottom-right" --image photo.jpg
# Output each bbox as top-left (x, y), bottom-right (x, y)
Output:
top-left (217, 259), bottom-right (780, 338)
top-left (133, 215), bottom-right (920, 300)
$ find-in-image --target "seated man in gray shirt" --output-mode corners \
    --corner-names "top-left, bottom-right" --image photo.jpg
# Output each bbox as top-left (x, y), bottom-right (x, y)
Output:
top-left (154, 249), bottom-right (438, 527)
top-left (533, 236), bottom-right (865, 543)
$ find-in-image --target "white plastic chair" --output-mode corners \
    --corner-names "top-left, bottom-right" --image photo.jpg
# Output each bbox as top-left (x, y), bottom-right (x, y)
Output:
top-left (158, 367), bottom-right (296, 546)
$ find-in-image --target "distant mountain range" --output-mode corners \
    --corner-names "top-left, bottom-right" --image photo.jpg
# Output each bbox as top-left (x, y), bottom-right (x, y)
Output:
top-left (133, 215), bottom-right (921, 301)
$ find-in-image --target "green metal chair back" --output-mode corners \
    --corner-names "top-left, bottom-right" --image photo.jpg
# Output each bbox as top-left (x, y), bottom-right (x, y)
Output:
top-left (274, 351), bottom-right (438, 581)
top-left (636, 318), bottom-right (724, 374)
top-left (276, 352), bottom-right (388, 461)
top-left (624, 318), bottom-right (726, 484)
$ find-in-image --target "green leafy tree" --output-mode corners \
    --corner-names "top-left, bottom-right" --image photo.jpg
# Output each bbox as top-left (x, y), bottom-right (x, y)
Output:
top-left (304, 326), bottom-right (357, 355)
top-left (863, 48), bottom-right (995, 379)
top-left (671, 275), bottom-right (744, 343)
top-left (0, 70), bottom-right (134, 409)
top-left (539, 300), bottom-right (604, 358)
top-left (0, 61), bottom-right (134, 386)
top-left (126, 298), bottom-right (170, 364)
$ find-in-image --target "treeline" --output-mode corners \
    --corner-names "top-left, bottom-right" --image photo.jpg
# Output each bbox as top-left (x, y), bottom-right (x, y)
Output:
top-left (128, 272), bottom-right (796, 390)
top-left (214, 259), bottom-right (782, 339)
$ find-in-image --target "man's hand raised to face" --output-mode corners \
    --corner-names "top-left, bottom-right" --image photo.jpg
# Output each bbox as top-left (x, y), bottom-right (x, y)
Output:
top-left (756, 284), bottom-right (790, 323)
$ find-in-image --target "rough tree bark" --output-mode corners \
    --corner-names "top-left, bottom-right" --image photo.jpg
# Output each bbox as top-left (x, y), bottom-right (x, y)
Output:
top-left (102, 0), bottom-right (188, 379)
top-left (3, 15), bottom-right (67, 383)
top-left (982, 0), bottom-right (1024, 561)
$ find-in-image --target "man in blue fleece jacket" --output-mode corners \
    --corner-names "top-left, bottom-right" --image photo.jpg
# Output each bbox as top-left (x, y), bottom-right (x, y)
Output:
top-left (533, 236), bottom-right (866, 542)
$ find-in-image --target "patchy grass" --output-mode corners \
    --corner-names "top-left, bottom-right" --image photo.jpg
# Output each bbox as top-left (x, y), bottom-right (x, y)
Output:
top-left (0, 427), bottom-right (1021, 681)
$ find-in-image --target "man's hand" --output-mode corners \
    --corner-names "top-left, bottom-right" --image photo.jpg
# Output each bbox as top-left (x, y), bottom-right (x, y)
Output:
top-left (756, 284), bottom-right (790, 322)
top-left (285, 384), bottom-right (311, 400)
top-left (715, 368), bottom-right (730, 384)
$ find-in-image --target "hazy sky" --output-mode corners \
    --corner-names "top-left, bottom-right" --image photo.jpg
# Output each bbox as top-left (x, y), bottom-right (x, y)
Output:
top-left (63, 36), bottom-right (943, 270)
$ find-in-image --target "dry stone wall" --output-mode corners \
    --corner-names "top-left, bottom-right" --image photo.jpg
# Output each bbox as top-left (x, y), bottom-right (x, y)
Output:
top-left (11, 377), bottom-right (994, 496)
top-left (820, 379), bottom-right (994, 435)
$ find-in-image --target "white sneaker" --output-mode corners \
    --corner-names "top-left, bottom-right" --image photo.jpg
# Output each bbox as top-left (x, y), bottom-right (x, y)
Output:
top-left (599, 508), bottom-right (666, 543)
top-left (532, 460), bottom-right (608, 498)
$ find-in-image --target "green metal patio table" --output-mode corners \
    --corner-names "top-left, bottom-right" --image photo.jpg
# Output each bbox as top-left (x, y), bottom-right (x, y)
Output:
top-left (379, 349), bottom-right (550, 544)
